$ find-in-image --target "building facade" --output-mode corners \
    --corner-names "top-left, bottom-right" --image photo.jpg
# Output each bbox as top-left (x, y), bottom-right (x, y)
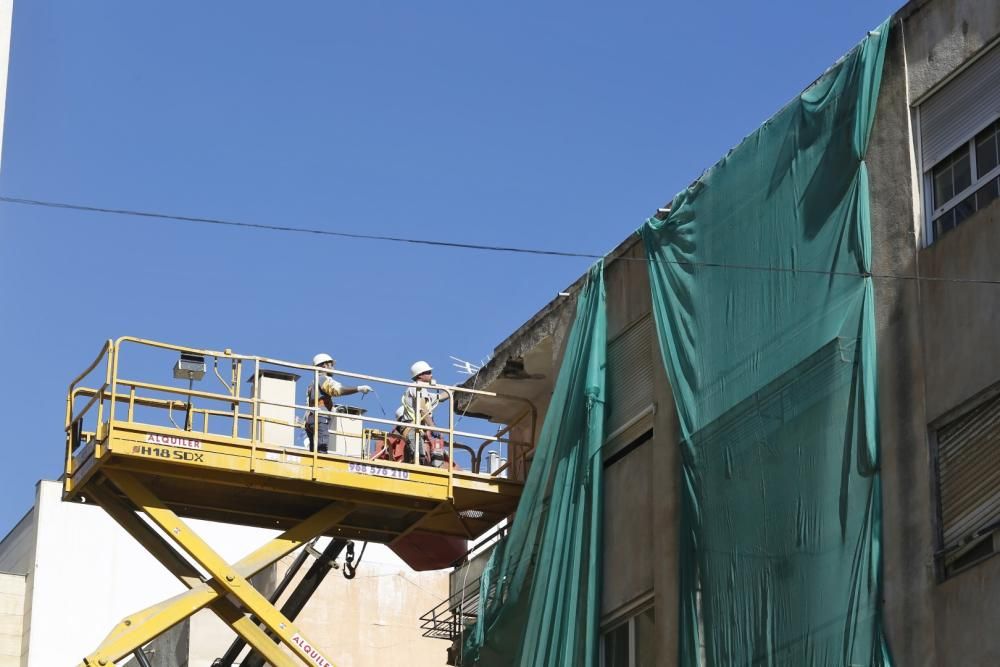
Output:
top-left (449, 0), bottom-right (1000, 665)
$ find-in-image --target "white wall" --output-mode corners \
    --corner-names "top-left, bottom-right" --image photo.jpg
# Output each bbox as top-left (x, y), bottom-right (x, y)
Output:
top-left (0, 573), bottom-right (24, 667)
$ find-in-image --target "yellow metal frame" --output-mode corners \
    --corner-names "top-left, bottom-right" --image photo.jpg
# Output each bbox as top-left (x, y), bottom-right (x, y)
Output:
top-left (80, 472), bottom-right (352, 667)
top-left (67, 337), bottom-right (535, 485)
top-left (65, 337), bottom-right (533, 667)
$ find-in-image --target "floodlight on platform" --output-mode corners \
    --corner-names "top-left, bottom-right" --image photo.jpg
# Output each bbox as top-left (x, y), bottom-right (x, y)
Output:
top-left (173, 353), bottom-right (206, 381)
top-left (174, 353), bottom-right (206, 431)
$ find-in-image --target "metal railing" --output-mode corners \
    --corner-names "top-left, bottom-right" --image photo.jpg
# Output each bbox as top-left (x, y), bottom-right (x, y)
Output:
top-left (420, 574), bottom-right (491, 641)
top-left (419, 522), bottom-right (509, 642)
top-left (65, 337), bottom-right (536, 498)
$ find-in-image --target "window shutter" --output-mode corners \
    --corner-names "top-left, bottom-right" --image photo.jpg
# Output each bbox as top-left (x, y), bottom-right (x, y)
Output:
top-left (937, 392), bottom-right (1000, 552)
top-left (606, 316), bottom-right (654, 437)
top-left (921, 43), bottom-right (1000, 169)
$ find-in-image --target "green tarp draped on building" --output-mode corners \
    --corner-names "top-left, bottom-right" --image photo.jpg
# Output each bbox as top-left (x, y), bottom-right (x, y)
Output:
top-left (463, 262), bottom-right (607, 667)
top-left (465, 19), bottom-right (893, 667)
top-left (640, 20), bottom-right (892, 667)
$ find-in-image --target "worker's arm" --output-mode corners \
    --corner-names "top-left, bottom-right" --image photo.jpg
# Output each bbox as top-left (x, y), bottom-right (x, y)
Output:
top-left (428, 381), bottom-right (450, 404)
top-left (321, 377), bottom-right (372, 397)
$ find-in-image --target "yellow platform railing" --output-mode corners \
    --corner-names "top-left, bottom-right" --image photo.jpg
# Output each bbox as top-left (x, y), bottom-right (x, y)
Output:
top-left (65, 337), bottom-right (534, 667)
top-left (66, 337), bottom-right (535, 498)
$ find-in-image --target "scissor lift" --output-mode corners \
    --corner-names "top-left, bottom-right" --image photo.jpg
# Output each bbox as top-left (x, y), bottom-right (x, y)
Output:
top-left (64, 338), bottom-right (532, 667)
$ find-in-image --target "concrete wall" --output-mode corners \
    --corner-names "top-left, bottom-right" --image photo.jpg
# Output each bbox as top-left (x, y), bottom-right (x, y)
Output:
top-left (867, 0), bottom-right (1000, 665)
top-left (599, 240), bottom-right (681, 667)
top-left (867, 12), bottom-right (938, 667)
top-left (0, 574), bottom-right (24, 667)
top-left (0, 514), bottom-right (33, 577)
top-left (918, 199), bottom-right (1000, 420)
top-left (279, 544), bottom-right (449, 667)
top-left (603, 442), bottom-right (655, 615)
top-left (915, 197), bottom-right (1000, 666)
top-left (466, 237), bottom-right (679, 664)
top-left (137, 623), bottom-right (188, 667)
top-left (501, 238), bottom-right (679, 666)
top-left (902, 0), bottom-right (1000, 103)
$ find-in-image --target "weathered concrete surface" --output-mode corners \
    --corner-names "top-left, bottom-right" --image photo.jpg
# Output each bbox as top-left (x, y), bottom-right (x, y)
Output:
top-left (603, 441), bottom-right (655, 614)
top-left (858, 1), bottom-right (1000, 663)
top-left (463, 233), bottom-right (675, 663)
top-left (919, 199), bottom-right (1000, 421)
top-left (650, 347), bottom-right (680, 667)
top-left (902, 0), bottom-right (1000, 102)
top-left (600, 237), bottom-right (675, 666)
top-left (868, 5), bottom-right (1000, 666)
top-left (914, 198), bottom-right (1000, 666)
top-left (932, 553), bottom-right (1000, 666)
top-left (288, 544), bottom-right (449, 667)
top-left (868, 15), bottom-right (939, 667)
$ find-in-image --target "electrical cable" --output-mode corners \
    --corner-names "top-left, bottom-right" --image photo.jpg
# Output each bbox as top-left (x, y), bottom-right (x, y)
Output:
top-left (4, 195), bottom-right (1000, 286)
top-left (0, 195), bottom-right (597, 258)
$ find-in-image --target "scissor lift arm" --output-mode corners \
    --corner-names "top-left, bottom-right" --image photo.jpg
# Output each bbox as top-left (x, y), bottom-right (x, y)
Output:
top-left (215, 537), bottom-right (350, 667)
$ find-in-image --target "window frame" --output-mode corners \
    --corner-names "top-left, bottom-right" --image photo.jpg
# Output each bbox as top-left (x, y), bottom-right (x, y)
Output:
top-left (922, 116), bottom-right (1000, 243)
top-left (600, 596), bottom-right (655, 667)
top-left (929, 382), bottom-right (1000, 581)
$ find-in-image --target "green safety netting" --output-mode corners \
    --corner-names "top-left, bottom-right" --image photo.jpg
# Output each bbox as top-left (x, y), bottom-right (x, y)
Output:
top-left (640, 19), bottom-right (892, 667)
top-left (463, 262), bottom-right (607, 667)
top-left (464, 19), bottom-right (894, 667)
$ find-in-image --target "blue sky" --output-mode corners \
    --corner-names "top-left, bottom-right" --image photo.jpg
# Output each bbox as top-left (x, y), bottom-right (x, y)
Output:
top-left (0, 0), bottom-right (901, 532)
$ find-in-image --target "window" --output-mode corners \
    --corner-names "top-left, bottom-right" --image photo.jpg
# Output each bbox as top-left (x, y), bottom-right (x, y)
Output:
top-left (605, 316), bottom-right (654, 439)
top-left (927, 120), bottom-right (1000, 238)
top-left (919, 43), bottom-right (1000, 242)
top-left (602, 605), bottom-right (655, 667)
top-left (933, 389), bottom-right (1000, 579)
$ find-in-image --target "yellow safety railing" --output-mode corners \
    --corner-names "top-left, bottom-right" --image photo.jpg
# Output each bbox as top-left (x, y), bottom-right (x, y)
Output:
top-left (65, 337), bottom-right (536, 499)
top-left (65, 339), bottom-right (114, 475)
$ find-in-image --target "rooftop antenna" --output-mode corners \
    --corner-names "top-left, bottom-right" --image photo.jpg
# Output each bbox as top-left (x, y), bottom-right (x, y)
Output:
top-left (450, 355), bottom-right (486, 377)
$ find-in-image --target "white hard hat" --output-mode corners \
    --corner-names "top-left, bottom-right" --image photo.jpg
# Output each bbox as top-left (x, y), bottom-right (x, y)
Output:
top-left (313, 353), bottom-right (335, 366)
top-left (410, 360), bottom-right (433, 378)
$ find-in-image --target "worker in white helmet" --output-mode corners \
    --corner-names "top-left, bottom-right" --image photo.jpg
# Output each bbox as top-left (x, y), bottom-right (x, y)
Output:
top-left (305, 353), bottom-right (372, 454)
top-left (399, 361), bottom-right (450, 464)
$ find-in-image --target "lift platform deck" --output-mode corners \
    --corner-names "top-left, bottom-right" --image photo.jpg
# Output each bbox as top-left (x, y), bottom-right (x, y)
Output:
top-left (65, 337), bottom-right (533, 667)
top-left (67, 418), bottom-right (522, 544)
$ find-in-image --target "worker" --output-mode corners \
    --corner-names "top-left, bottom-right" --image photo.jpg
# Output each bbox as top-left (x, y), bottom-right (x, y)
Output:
top-left (399, 361), bottom-right (450, 465)
top-left (305, 353), bottom-right (372, 453)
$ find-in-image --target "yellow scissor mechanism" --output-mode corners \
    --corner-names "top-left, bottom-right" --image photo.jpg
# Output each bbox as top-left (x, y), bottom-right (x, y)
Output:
top-left (66, 338), bottom-right (533, 667)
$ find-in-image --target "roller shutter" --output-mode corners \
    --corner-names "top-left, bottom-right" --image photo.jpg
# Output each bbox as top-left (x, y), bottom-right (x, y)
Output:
top-left (937, 391), bottom-right (1000, 559)
top-left (920, 43), bottom-right (1000, 169)
top-left (605, 316), bottom-right (654, 437)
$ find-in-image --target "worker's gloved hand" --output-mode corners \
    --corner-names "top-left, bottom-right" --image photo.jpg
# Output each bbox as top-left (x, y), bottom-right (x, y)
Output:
top-left (357, 385), bottom-right (373, 394)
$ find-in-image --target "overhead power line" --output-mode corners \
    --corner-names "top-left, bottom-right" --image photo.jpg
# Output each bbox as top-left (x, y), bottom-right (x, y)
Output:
top-left (3, 195), bottom-right (1000, 286)
top-left (0, 196), bottom-right (597, 259)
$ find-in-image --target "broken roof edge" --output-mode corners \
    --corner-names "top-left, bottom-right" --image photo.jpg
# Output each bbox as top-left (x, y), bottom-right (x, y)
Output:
top-left (459, 3), bottom-right (909, 409)
top-left (459, 224), bottom-right (659, 402)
